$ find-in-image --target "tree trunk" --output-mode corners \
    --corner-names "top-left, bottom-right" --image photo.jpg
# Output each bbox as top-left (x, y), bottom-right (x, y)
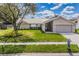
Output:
top-left (13, 23), bottom-right (18, 37)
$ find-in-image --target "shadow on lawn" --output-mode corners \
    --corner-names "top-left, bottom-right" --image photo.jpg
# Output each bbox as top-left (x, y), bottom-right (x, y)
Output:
top-left (0, 34), bottom-right (35, 42)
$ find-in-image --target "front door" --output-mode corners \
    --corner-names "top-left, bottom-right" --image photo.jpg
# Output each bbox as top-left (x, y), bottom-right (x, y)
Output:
top-left (45, 22), bottom-right (53, 32)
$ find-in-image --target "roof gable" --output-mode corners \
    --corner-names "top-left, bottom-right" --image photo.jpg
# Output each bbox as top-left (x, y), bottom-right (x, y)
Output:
top-left (43, 16), bottom-right (75, 24)
top-left (56, 16), bottom-right (76, 24)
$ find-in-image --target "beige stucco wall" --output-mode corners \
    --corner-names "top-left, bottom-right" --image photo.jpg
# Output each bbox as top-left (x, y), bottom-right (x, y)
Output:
top-left (76, 19), bottom-right (79, 29)
top-left (72, 24), bottom-right (76, 32)
top-left (20, 23), bottom-right (30, 29)
top-left (41, 24), bottom-right (45, 32)
top-left (20, 23), bottom-right (42, 29)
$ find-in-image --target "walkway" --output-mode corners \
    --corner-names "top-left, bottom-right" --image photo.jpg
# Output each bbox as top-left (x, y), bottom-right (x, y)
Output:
top-left (0, 53), bottom-right (79, 56)
top-left (0, 42), bottom-right (75, 45)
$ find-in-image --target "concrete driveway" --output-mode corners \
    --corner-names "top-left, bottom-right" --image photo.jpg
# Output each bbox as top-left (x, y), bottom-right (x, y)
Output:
top-left (61, 33), bottom-right (79, 44)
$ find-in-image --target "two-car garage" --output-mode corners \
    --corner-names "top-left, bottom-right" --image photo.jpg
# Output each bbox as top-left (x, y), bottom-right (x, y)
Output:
top-left (55, 25), bottom-right (72, 33)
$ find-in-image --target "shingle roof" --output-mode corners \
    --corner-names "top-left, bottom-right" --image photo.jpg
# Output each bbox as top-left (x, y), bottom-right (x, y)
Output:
top-left (17, 18), bottom-right (49, 24)
top-left (17, 15), bottom-right (76, 24)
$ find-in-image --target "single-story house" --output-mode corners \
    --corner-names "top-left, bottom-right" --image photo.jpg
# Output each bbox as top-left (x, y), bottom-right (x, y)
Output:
top-left (0, 22), bottom-right (7, 29)
top-left (17, 16), bottom-right (77, 33)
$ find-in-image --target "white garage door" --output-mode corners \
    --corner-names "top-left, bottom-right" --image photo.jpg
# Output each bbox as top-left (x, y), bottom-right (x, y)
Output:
top-left (56, 25), bottom-right (72, 33)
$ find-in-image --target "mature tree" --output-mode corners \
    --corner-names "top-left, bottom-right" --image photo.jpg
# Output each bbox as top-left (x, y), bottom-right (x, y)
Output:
top-left (0, 3), bottom-right (36, 36)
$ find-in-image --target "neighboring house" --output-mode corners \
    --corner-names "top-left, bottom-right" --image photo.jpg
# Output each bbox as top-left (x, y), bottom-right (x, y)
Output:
top-left (0, 21), bottom-right (12, 29)
top-left (17, 16), bottom-right (77, 33)
top-left (0, 22), bottom-right (7, 29)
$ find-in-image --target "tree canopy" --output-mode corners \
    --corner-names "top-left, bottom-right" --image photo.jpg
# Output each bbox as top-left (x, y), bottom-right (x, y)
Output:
top-left (0, 3), bottom-right (36, 36)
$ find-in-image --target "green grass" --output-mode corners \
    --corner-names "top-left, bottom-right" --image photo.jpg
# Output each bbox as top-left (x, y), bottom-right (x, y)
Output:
top-left (76, 29), bottom-right (79, 33)
top-left (0, 29), bottom-right (66, 42)
top-left (0, 44), bottom-right (78, 54)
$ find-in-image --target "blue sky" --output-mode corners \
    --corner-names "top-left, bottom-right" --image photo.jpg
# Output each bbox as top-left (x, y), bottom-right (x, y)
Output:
top-left (36, 3), bottom-right (79, 13)
top-left (25, 3), bottom-right (79, 19)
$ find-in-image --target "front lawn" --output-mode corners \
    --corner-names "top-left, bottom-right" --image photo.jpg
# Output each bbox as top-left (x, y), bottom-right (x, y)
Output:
top-left (76, 29), bottom-right (79, 33)
top-left (0, 29), bottom-right (66, 42)
top-left (0, 44), bottom-right (78, 54)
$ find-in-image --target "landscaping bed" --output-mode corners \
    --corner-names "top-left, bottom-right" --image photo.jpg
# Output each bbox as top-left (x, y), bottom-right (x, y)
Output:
top-left (0, 29), bottom-right (66, 42)
top-left (0, 44), bottom-right (78, 54)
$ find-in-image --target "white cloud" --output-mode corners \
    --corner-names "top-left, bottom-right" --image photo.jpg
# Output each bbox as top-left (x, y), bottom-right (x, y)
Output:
top-left (25, 10), bottom-right (55, 18)
top-left (37, 10), bottom-right (55, 18)
top-left (62, 11), bottom-right (74, 14)
top-left (61, 6), bottom-right (75, 19)
top-left (72, 13), bottom-right (79, 19)
top-left (50, 4), bottom-right (63, 10)
top-left (63, 6), bottom-right (74, 11)
top-left (48, 3), bottom-right (52, 4)
top-left (41, 6), bottom-right (45, 8)
top-left (25, 14), bottom-right (33, 18)
top-left (61, 13), bottom-right (79, 19)
top-left (61, 6), bottom-right (75, 14)
top-left (37, 10), bottom-right (54, 15)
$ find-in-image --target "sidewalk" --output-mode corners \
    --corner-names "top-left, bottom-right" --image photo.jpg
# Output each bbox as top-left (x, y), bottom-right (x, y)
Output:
top-left (0, 42), bottom-right (75, 45)
top-left (0, 53), bottom-right (79, 56)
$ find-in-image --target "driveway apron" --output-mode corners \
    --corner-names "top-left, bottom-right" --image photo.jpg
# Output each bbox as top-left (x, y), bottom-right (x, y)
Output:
top-left (61, 33), bottom-right (79, 44)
